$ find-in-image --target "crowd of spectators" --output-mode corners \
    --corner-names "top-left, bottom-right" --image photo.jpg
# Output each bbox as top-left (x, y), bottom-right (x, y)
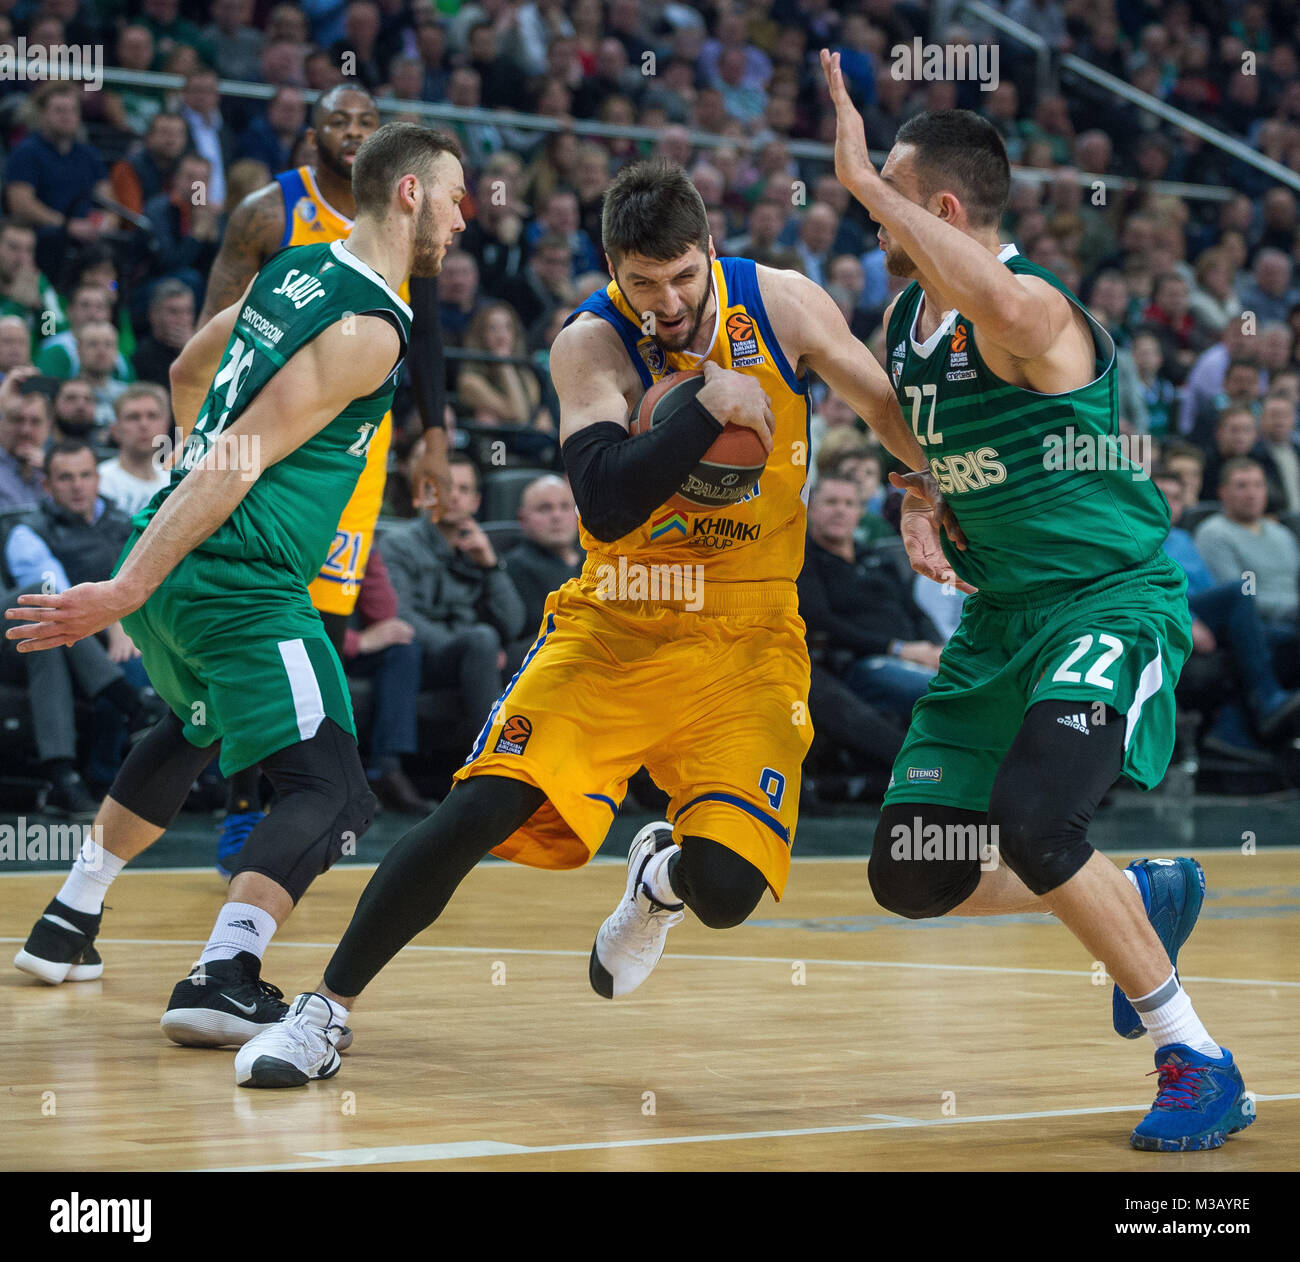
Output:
top-left (3, 0), bottom-right (1300, 811)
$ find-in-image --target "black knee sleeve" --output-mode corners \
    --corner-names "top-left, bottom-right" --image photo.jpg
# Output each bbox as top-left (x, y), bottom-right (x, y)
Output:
top-left (234, 719), bottom-right (377, 903)
top-left (670, 836), bottom-right (768, 929)
top-left (985, 700), bottom-right (1123, 896)
top-left (869, 804), bottom-right (987, 919)
top-left (108, 711), bottom-right (220, 829)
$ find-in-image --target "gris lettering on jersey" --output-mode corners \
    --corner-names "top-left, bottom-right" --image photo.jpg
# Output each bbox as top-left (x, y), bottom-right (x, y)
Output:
top-left (929, 447), bottom-right (1006, 494)
top-left (271, 268), bottom-right (328, 309)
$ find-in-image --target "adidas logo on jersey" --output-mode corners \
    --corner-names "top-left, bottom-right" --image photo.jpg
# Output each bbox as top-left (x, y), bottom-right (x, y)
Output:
top-left (1056, 712), bottom-right (1090, 734)
top-left (226, 918), bottom-right (259, 933)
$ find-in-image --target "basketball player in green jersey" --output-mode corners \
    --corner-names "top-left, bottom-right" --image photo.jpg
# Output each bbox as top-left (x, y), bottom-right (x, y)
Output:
top-left (822, 51), bottom-right (1253, 1152)
top-left (8, 124), bottom-right (467, 1051)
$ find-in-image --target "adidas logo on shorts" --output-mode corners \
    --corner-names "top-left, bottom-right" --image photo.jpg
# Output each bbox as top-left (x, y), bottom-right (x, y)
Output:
top-left (1056, 712), bottom-right (1090, 734)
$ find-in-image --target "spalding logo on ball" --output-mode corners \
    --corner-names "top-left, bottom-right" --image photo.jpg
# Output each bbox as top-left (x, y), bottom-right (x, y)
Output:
top-left (629, 369), bottom-right (767, 514)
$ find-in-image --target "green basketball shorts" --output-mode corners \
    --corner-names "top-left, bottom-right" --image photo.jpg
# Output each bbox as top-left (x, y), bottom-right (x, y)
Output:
top-left (118, 540), bottom-right (355, 776)
top-left (882, 550), bottom-right (1192, 810)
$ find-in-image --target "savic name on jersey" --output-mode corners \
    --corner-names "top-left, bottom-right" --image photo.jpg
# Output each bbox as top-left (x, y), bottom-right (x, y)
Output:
top-left (886, 244), bottom-right (1171, 594)
top-left (271, 268), bottom-right (328, 309)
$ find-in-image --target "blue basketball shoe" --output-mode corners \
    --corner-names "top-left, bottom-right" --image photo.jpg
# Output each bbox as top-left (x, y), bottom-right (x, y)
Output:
top-left (1130, 1045), bottom-right (1255, 1151)
top-left (217, 810), bottom-right (263, 881)
top-left (1113, 857), bottom-right (1205, 1038)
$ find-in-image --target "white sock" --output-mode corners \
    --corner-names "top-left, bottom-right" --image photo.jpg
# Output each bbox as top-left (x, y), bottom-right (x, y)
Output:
top-left (1123, 868), bottom-right (1139, 892)
top-left (56, 835), bottom-right (126, 915)
top-left (198, 902), bottom-right (278, 965)
top-left (1132, 969), bottom-right (1221, 1056)
top-left (641, 844), bottom-right (682, 907)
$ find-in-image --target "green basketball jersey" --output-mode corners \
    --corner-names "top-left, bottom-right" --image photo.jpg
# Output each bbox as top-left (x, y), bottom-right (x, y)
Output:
top-left (885, 245), bottom-right (1170, 594)
top-left (135, 239), bottom-right (412, 586)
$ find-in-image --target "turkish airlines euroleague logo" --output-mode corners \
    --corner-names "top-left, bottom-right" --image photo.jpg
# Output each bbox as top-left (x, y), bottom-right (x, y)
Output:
top-left (727, 310), bottom-right (766, 367)
top-left (495, 714), bottom-right (532, 756)
top-left (726, 311), bottom-right (757, 354)
top-left (949, 323), bottom-right (970, 370)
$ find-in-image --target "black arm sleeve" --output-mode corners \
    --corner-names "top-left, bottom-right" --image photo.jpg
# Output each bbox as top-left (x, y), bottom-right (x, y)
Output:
top-left (561, 397), bottom-right (724, 542)
top-left (405, 275), bottom-right (445, 430)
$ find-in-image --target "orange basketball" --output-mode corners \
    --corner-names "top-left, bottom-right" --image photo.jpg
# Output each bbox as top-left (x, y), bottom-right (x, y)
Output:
top-left (629, 369), bottom-right (767, 514)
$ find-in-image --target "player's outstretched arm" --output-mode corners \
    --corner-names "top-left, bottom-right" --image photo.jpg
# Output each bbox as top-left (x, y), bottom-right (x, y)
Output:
top-left (197, 182), bottom-right (285, 327)
top-left (554, 318), bottom-right (772, 542)
top-left (819, 49), bottom-right (1074, 363)
top-left (5, 318), bottom-right (401, 652)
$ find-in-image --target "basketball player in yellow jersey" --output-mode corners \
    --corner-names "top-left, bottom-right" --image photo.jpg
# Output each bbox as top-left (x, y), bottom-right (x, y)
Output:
top-left (198, 84), bottom-right (451, 837)
top-left (232, 158), bottom-right (966, 1087)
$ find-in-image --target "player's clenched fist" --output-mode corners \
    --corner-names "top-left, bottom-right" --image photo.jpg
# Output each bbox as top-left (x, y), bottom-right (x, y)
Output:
top-left (697, 360), bottom-right (775, 453)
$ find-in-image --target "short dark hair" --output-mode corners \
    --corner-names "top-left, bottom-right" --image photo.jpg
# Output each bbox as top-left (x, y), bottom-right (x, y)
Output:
top-left (1219, 455), bottom-right (1264, 486)
top-left (1158, 439), bottom-right (1205, 468)
top-left (447, 451), bottom-right (480, 491)
top-left (350, 122), bottom-right (462, 218)
top-left (894, 109), bottom-right (1011, 228)
top-left (1217, 403), bottom-right (1257, 428)
top-left (811, 472), bottom-right (861, 500)
top-left (45, 438), bottom-right (95, 471)
top-left (601, 157), bottom-right (710, 266)
top-left (312, 81), bottom-right (375, 129)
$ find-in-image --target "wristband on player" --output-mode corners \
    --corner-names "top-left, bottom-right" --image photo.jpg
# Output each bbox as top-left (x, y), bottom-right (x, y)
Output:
top-left (561, 396), bottom-right (725, 542)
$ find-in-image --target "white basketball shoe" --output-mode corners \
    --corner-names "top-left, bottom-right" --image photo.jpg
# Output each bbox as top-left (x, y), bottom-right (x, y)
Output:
top-left (589, 822), bottom-right (685, 998)
top-left (234, 992), bottom-right (347, 1087)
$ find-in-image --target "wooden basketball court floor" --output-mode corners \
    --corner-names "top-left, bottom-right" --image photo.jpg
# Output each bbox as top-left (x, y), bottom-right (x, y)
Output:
top-left (2, 844), bottom-right (1297, 1172)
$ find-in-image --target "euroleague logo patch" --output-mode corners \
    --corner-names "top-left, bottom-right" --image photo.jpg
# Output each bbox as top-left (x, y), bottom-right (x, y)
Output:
top-left (726, 310), bottom-right (763, 365)
top-left (495, 714), bottom-right (532, 755)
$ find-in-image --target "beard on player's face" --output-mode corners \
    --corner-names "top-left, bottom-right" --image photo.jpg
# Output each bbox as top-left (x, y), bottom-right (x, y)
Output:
top-left (880, 233), bottom-right (919, 278)
top-left (410, 191), bottom-right (446, 277)
top-left (632, 273), bottom-right (711, 352)
top-left (653, 279), bottom-right (711, 351)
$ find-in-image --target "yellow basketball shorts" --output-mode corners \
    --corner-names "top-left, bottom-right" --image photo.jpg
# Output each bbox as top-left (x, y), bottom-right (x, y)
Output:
top-left (307, 412), bottom-right (393, 616)
top-left (453, 574), bottom-right (813, 898)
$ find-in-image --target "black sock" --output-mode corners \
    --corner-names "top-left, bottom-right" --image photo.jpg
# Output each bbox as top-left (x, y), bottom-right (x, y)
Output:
top-left (99, 678), bottom-right (142, 724)
top-left (323, 776), bottom-right (545, 998)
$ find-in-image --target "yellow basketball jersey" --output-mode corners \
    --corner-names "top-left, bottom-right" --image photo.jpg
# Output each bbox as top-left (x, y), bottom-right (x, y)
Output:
top-left (563, 257), bottom-right (810, 586)
top-left (276, 166), bottom-right (409, 615)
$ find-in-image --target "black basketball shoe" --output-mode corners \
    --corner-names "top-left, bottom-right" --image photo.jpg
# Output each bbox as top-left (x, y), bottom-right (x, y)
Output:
top-left (160, 952), bottom-right (291, 1047)
top-left (14, 899), bottom-right (104, 984)
top-left (160, 951), bottom-right (355, 1051)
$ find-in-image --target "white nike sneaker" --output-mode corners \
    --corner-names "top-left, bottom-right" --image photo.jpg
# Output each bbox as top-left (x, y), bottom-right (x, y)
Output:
top-left (234, 993), bottom-right (347, 1088)
top-left (589, 822), bottom-right (685, 998)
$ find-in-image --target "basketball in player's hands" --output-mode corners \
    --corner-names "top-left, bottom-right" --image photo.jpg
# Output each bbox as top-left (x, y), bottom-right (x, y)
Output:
top-left (630, 369), bottom-right (768, 514)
